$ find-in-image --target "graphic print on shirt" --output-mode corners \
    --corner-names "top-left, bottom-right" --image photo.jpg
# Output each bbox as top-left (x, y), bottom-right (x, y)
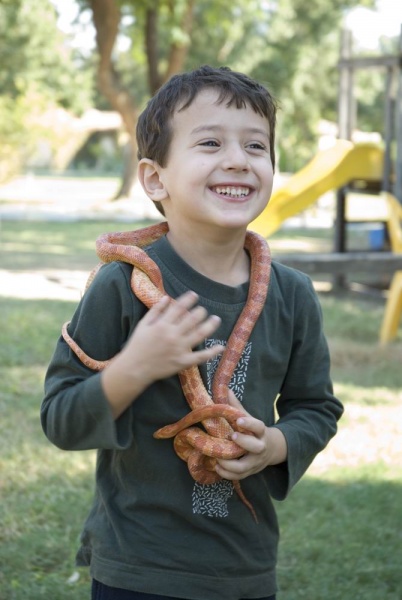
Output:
top-left (192, 338), bottom-right (252, 518)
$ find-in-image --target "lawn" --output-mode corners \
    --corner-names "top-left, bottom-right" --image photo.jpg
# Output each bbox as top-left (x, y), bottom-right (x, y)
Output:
top-left (0, 219), bottom-right (401, 600)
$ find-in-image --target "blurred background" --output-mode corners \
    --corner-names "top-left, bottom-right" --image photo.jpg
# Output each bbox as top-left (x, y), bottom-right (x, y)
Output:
top-left (0, 0), bottom-right (401, 195)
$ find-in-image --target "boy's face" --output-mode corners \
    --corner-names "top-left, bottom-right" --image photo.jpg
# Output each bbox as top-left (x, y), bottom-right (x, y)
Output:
top-left (149, 89), bottom-right (274, 235)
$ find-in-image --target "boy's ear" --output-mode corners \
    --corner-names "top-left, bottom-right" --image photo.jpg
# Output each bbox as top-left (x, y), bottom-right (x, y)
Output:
top-left (138, 158), bottom-right (169, 201)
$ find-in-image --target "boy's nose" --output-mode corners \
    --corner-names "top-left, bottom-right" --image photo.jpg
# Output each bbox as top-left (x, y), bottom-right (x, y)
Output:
top-left (221, 144), bottom-right (250, 171)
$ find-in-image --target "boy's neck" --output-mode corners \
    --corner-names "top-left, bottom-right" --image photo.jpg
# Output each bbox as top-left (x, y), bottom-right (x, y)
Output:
top-left (166, 227), bottom-right (250, 287)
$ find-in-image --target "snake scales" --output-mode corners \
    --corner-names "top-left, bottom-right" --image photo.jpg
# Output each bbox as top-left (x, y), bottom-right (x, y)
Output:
top-left (61, 222), bottom-right (271, 522)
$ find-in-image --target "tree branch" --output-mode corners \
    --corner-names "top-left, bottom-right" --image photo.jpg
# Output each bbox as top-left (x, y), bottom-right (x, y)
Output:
top-left (88, 0), bottom-right (137, 136)
top-left (88, 0), bottom-right (138, 198)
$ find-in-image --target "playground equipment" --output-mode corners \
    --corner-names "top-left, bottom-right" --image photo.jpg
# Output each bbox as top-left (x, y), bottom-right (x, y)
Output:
top-left (381, 273), bottom-right (402, 342)
top-left (379, 193), bottom-right (402, 343)
top-left (250, 26), bottom-right (402, 343)
top-left (249, 140), bottom-right (402, 278)
top-left (333, 26), bottom-right (402, 343)
top-left (250, 140), bottom-right (384, 238)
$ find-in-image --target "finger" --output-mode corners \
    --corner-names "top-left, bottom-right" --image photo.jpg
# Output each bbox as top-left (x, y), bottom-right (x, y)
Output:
top-left (215, 456), bottom-right (250, 481)
top-left (143, 295), bottom-right (170, 324)
top-left (231, 431), bottom-right (265, 454)
top-left (233, 415), bottom-right (266, 439)
top-left (175, 290), bottom-right (199, 306)
top-left (185, 314), bottom-right (222, 348)
top-left (177, 304), bottom-right (210, 334)
top-left (191, 342), bottom-right (225, 365)
top-left (165, 291), bottom-right (199, 323)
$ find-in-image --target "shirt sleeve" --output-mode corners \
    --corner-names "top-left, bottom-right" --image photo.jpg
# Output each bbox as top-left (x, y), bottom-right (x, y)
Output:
top-left (265, 276), bottom-right (343, 500)
top-left (41, 261), bottom-right (144, 451)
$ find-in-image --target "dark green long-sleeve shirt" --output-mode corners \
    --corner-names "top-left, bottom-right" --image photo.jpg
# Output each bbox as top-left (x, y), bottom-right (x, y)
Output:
top-left (41, 234), bottom-right (343, 599)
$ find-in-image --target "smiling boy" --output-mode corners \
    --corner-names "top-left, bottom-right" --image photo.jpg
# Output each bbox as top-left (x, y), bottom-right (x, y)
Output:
top-left (42, 66), bottom-right (343, 600)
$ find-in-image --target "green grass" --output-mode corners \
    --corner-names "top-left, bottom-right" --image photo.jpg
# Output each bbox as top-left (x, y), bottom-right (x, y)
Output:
top-left (276, 475), bottom-right (401, 599)
top-left (0, 220), bottom-right (154, 271)
top-left (0, 220), bottom-right (401, 599)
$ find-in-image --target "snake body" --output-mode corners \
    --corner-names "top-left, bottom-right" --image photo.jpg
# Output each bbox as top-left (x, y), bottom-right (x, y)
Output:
top-left (62, 222), bottom-right (271, 522)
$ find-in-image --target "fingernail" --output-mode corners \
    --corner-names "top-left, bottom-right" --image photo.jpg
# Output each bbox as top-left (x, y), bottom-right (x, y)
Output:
top-left (237, 418), bottom-right (245, 426)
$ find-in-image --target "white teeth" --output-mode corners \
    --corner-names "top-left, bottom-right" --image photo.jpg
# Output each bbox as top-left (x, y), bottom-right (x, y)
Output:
top-left (214, 186), bottom-right (250, 197)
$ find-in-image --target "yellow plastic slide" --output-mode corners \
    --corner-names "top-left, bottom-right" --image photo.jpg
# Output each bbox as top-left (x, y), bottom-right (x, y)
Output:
top-left (379, 191), bottom-right (402, 344)
top-left (250, 140), bottom-right (384, 238)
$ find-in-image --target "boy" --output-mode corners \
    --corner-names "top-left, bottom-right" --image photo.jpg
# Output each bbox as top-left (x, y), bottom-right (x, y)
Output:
top-left (41, 65), bottom-right (343, 600)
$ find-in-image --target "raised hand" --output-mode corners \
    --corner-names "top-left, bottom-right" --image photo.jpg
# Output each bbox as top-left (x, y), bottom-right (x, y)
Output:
top-left (102, 291), bottom-right (224, 418)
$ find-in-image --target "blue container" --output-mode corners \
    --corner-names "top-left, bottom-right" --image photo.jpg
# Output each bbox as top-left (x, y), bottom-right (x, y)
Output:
top-left (369, 227), bottom-right (385, 250)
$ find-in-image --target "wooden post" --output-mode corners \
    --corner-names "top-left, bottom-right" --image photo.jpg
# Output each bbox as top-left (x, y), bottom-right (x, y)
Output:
top-left (394, 26), bottom-right (402, 203)
top-left (334, 187), bottom-right (347, 254)
top-left (337, 29), bottom-right (354, 140)
top-left (382, 66), bottom-right (395, 194)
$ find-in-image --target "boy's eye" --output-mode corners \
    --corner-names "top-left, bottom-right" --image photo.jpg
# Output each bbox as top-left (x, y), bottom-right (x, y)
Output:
top-left (200, 140), bottom-right (219, 147)
top-left (248, 142), bottom-right (267, 151)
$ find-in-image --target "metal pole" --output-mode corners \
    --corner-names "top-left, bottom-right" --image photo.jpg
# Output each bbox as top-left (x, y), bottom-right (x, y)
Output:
top-left (334, 29), bottom-right (353, 288)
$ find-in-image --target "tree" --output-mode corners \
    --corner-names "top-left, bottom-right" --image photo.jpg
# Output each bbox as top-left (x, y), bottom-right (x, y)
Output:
top-left (0, 0), bottom-right (92, 112)
top-left (245, 0), bottom-right (376, 171)
top-left (85, 0), bottom-right (195, 197)
top-left (0, 0), bottom-right (93, 180)
top-left (80, 0), bottom-right (378, 194)
top-left (187, 0), bottom-right (376, 171)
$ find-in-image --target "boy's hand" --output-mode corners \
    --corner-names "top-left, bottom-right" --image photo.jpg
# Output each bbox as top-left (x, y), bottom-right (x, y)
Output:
top-left (215, 390), bottom-right (288, 480)
top-left (102, 291), bottom-right (224, 418)
top-left (125, 290), bottom-right (224, 383)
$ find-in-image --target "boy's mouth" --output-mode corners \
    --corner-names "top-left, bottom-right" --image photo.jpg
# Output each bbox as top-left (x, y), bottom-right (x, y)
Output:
top-left (211, 186), bottom-right (251, 198)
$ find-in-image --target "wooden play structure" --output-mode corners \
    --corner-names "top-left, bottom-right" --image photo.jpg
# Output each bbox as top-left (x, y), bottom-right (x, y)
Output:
top-left (335, 25), bottom-right (402, 344)
top-left (250, 26), bottom-right (402, 344)
top-left (379, 193), bottom-right (402, 343)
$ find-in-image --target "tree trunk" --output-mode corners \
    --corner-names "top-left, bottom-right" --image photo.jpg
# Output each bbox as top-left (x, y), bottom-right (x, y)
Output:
top-left (113, 137), bottom-right (138, 199)
top-left (88, 0), bottom-right (195, 200)
top-left (146, 5), bottom-right (163, 94)
top-left (164, 0), bottom-right (195, 83)
top-left (89, 0), bottom-right (138, 199)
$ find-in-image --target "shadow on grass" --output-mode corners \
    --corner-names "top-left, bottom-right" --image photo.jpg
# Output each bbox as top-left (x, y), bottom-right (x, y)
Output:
top-left (1, 465), bottom-right (401, 600)
top-left (0, 220), bottom-right (154, 271)
top-left (275, 475), bottom-right (402, 599)
top-left (0, 297), bottom-right (76, 367)
top-left (319, 294), bottom-right (402, 392)
top-left (1, 468), bottom-right (93, 600)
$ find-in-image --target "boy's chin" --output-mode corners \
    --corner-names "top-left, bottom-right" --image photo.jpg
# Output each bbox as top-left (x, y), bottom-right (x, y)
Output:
top-left (218, 208), bottom-right (268, 229)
